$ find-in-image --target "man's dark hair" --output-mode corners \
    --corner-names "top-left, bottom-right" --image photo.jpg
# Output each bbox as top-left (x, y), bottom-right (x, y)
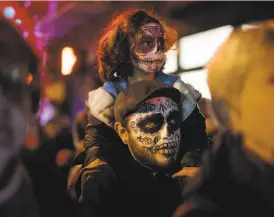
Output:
top-left (97, 9), bottom-right (177, 82)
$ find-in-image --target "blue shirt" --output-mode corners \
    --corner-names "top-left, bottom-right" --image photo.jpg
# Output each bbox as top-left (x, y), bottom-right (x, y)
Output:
top-left (103, 72), bottom-right (179, 98)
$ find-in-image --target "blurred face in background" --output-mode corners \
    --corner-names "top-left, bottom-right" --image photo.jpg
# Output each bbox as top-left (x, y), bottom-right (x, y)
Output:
top-left (0, 74), bottom-right (31, 153)
top-left (131, 23), bottom-right (166, 74)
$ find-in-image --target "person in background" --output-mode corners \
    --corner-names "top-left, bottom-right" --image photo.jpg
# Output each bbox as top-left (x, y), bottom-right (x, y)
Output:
top-left (23, 101), bottom-right (77, 217)
top-left (0, 69), bottom-right (40, 217)
top-left (173, 21), bottom-right (274, 217)
top-left (68, 9), bottom-right (209, 205)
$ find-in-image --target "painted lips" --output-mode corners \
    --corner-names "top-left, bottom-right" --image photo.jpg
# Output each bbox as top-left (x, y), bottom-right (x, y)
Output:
top-left (153, 142), bottom-right (179, 156)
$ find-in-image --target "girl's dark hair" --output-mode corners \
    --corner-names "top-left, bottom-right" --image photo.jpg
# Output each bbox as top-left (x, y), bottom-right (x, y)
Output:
top-left (97, 9), bottom-right (178, 82)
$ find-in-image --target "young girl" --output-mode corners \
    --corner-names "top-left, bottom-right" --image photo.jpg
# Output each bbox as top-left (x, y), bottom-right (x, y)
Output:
top-left (69, 9), bottom-right (208, 207)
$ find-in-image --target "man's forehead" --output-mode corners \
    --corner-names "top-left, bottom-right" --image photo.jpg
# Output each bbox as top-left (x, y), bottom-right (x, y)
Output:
top-left (145, 97), bottom-right (173, 104)
top-left (129, 96), bottom-right (178, 117)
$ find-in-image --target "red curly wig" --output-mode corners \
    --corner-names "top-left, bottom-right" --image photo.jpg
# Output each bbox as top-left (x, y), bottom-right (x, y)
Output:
top-left (97, 9), bottom-right (178, 82)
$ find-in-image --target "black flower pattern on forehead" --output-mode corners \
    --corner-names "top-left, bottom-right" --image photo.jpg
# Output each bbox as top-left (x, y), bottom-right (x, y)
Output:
top-left (136, 101), bottom-right (156, 113)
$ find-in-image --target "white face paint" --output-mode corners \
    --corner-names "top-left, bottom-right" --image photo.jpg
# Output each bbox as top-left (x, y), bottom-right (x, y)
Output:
top-left (131, 23), bottom-right (166, 74)
top-left (126, 97), bottom-right (181, 170)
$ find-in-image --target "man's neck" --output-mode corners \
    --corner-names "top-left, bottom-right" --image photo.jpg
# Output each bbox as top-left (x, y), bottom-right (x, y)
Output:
top-left (128, 68), bottom-right (155, 84)
top-left (124, 153), bottom-right (181, 178)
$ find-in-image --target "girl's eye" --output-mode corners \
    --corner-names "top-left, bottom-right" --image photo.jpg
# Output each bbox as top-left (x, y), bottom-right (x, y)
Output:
top-left (140, 40), bottom-right (153, 48)
top-left (136, 36), bottom-right (155, 53)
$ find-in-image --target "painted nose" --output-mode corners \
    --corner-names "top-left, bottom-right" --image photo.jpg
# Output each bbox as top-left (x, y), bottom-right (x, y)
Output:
top-left (160, 123), bottom-right (173, 139)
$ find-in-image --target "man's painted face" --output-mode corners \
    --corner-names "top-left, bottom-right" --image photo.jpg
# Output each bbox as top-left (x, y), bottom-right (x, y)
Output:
top-left (131, 23), bottom-right (166, 73)
top-left (126, 97), bottom-right (181, 170)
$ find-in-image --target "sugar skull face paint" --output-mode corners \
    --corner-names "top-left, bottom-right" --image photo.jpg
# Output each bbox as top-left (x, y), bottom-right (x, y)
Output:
top-left (126, 97), bottom-right (181, 170)
top-left (131, 23), bottom-right (166, 73)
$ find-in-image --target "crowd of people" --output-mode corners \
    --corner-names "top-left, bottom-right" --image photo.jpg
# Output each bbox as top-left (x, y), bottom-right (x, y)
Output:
top-left (0, 8), bottom-right (274, 217)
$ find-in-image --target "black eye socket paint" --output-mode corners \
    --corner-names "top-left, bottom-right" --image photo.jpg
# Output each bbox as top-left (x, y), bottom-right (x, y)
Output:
top-left (137, 113), bottom-right (164, 134)
top-left (166, 110), bottom-right (180, 131)
top-left (136, 36), bottom-right (155, 54)
top-left (134, 24), bottom-right (164, 54)
top-left (136, 109), bottom-right (180, 134)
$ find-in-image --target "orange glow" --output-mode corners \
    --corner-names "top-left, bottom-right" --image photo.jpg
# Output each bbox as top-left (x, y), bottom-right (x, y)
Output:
top-left (61, 47), bottom-right (77, 75)
top-left (26, 73), bottom-right (33, 85)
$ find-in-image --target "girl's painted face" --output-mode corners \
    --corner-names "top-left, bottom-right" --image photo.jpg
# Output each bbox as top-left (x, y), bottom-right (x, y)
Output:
top-left (131, 23), bottom-right (166, 74)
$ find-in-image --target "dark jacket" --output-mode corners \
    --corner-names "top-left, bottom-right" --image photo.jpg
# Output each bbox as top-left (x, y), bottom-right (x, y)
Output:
top-left (79, 146), bottom-right (184, 217)
top-left (173, 131), bottom-right (274, 217)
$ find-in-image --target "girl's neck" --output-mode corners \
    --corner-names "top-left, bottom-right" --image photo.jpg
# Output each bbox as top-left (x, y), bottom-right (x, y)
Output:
top-left (128, 68), bottom-right (155, 84)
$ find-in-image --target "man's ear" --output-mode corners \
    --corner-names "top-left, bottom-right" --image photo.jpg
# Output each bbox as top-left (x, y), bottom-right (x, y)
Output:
top-left (114, 122), bottom-right (129, 145)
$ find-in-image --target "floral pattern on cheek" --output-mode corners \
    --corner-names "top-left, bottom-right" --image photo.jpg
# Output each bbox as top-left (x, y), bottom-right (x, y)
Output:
top-left (128, 117), bottom-right (157, 148)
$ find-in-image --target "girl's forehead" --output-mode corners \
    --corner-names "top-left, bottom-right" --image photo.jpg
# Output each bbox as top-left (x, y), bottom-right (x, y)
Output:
top-left (139, 23), bottom-right (163, 36)
top-left (141, 22), bottom-right (160, 29)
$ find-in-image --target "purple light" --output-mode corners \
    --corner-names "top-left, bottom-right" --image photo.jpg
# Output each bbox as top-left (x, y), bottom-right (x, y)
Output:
top-left (24, 0), bottom-right (31, 8)
top-left (39, 101), bottom-right (56, 126)
top-left (23, 31), bottom-right (29, 39)
top-left (36, 40), bottom-right (43, 51)
top-left (74, 103), bottom-right (85, 119)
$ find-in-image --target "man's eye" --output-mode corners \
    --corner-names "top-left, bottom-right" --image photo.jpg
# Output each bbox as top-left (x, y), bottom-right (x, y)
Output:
top-left (138, 114), bottom-right (164, 133)
top-left (169, 119), bottom-right (179, 127)
top-left (170, 119), bottom-right (176, 124)
top-left (145, 121), bottom-right (157, 129)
